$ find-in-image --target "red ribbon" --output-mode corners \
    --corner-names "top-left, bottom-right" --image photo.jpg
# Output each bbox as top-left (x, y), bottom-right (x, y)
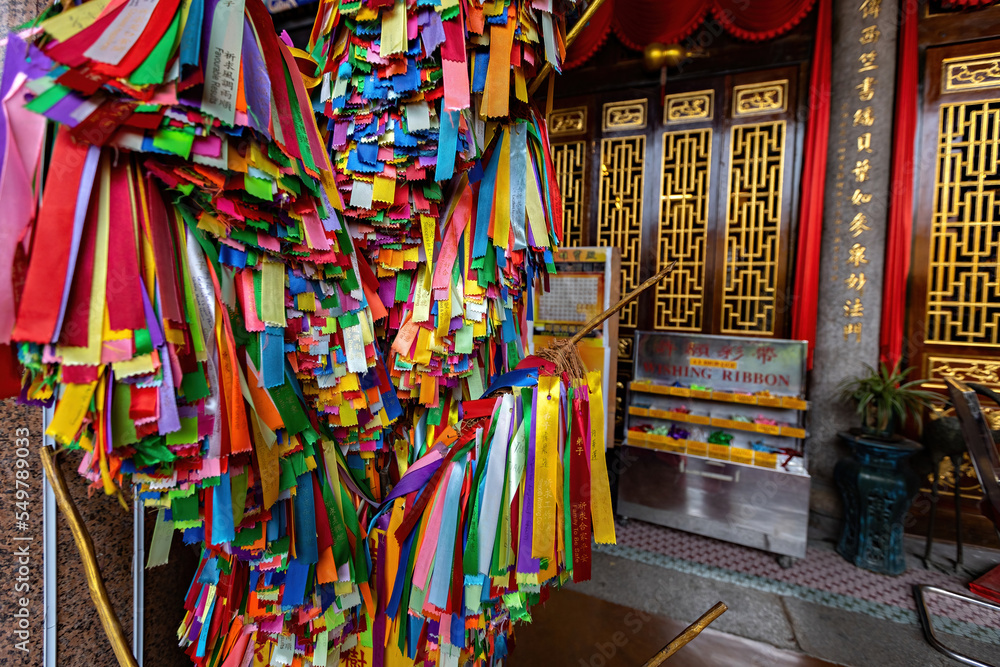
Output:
top-left (59, 181), bottom-right (99, 348)
top-left (244, 0), bottom-right (302, 162)
top-left (569, 390), bottom-right (592, 582)
top-left (145, 175), bottom-right (185, 323)
top-left (13, 129), bottom-right (89, 343)
top-left (106, 161), bottom-right (148, 331)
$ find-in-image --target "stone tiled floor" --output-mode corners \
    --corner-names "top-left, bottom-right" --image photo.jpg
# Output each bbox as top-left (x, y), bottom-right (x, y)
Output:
top-left (550, 519), bottom-right (1000, 666)
top-left (511, 589), bottom-right (839, 667)
top-left (611, 519), bottom-right (1000, 632)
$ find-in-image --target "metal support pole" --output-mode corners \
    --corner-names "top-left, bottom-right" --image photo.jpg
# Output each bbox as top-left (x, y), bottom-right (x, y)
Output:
top-left (43, 404), bottom-right (57, 667)
top-left (133, 496), bottom-right (144, 665)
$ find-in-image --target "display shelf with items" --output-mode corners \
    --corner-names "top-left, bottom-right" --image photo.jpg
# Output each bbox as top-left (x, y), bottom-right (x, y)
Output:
top-left (624, 332), bottom-right (809, 471)
top-left (626, 391), bottom-right (807, 472)
top-left (617, 332), bottom-right (812, 559)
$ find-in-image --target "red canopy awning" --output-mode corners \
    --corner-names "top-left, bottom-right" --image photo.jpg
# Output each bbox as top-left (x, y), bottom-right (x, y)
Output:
top-left (943, 0), bottom-right (997, 7)
top-left (565, 0), bottom-right (818, 69)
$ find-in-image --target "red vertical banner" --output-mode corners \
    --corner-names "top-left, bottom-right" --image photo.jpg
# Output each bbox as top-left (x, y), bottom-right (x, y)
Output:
top-left (789, 0), bottom-right (831, 368)
top-left (879, 1), bottom-right (918, 366)
top-left (569, 388), bottom-right (592, 582)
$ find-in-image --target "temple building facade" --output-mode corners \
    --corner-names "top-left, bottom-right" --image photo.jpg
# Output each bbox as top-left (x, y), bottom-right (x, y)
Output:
top-left (1, 1), bottom-right (999, 665)
top-left (536, 0), bottom-right (1000, 549)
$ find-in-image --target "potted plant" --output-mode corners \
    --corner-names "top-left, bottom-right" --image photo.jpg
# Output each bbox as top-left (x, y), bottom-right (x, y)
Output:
top-left (834, 361), bottom-right (937, 575)
top-left (838, 361), bottom-right (937, 439)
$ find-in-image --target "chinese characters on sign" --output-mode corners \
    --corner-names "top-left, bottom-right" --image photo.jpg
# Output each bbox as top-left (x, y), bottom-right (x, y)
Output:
top-left (832, 100), bottom-right (848, 290)
top-left (841, 0), bottom-right (883, 344)
top-left (847, 243), bottom-right (868, 267)
top-left (849, 212), bottom-right (870, 237)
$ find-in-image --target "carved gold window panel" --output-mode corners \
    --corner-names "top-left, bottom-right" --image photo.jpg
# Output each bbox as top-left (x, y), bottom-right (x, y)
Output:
top-left (721, 121), bottom-right (786, 335)
top-left (655, 129), bottom-right (712, 331)
top-left (597, 135), bottom-right (645, 327)
top-left (923, 355), bottom-right (1000, 391)
top-left (925, 100), bottom-right (1000, 347)
top-left (921, 454), bottom-right (987, 501)
top-left (602, 99), bottom-right (647, 131)
top-left (548, 106), bottom-right (587, 136)
top-left (732, 80), bottom-right (788, 117)
top-left (552, 141), bottom-right (586, 247)
top-left (942, 54), bottom-right (1000, 93)
top-left (664, 90), bottom-right (714, 124)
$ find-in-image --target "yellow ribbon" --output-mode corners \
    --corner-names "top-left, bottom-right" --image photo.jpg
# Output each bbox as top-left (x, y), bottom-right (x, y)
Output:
top-left (288, 47), bottom-right (322, 89)
top-left (587, 371), bottom-right (616, 544)
top-left (532, 375), bottom-right (560, 559)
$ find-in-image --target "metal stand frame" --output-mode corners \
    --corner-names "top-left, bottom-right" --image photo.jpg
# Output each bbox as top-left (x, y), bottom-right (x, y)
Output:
top-left (42, 404), bottom-right (57, 667)
top-left (42, 401), bottom-right (145, 666)
top-left (913, 585), bottom-right (1000, 667)
top-left (133, 497), bottom-right (144, 666)
top-left (912, 378), bottom-right (1000, 667)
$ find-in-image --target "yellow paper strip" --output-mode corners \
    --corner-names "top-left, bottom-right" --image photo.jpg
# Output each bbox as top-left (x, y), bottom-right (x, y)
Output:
top-left (525, 158), bottom-right (549, 248)
top-left (532, 375), bottom-right (560, 559)
top-left (41, 0), bottom-right (113, 42)
top-left (380, 0), bottom-right (407, 56)
top-left (412, 265), bottom-right (432, 324)
top-left (493, 130), bottom-right (511, 249)
top-left (420, 214), bottom-right (436, 267)
top-left (514, 67), bottom-right (528, 103)
top-left (587, 371), bottom-right (616, 544)
top-left (436, 284), bottom-right (451, 340)
top-left (111, 352), bottom-right (157, 378)
top-left (260, 260), bottom-right (287, 327)
top-left (47, 381), bottom-right (99, 445)
top-left (372, 175), bottom-right (396, 204)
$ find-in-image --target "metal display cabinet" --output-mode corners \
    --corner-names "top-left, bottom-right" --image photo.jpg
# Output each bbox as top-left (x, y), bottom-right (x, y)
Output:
top-left (617, 332), bottom-right (811, 559)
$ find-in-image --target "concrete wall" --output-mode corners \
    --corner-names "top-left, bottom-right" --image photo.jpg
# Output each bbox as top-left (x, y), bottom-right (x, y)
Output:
top-left (806, 0), bottom-right (900, 540)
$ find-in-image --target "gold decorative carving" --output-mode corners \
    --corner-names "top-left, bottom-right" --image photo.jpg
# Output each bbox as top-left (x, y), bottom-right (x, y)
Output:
top-left (664, 90), bottom-right (714, 124)
top-left (548, 106), bottom-right (587, 136)
top-left (943, 54), bottom-right (1000, 93)
top-left (598, 135), bottom-right (645, 327)
top-left (924, 356), bottom-right (1000, 390)
top-left (618, 337), bottom-right (632, 360)
top-left (721, 121), bottom-right (786, 335)
top-left (922, 454), bottom-right (985, 501)
top-left (925, 100), bottom-right (1000, 347)
top-left (603, 99), bottom-right (648, 131)
top-left (655, 129), bottom-right (712, 331)
top-left (732, 80), bottom-right (788, 117)
top-left (551, 142), bottom-right (586, 246)
top-left (615, 380), bottom-right (626, 426)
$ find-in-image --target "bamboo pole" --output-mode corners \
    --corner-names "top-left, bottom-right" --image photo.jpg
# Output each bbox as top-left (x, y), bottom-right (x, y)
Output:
top-left (568, 261), bottom-right (676, 346)
top-left (528, 0), bottom-right (611, 96)
top-left (538, 261), bottom-right (676, 378)
top-left (641, 602), bottom-right (728, 666)
top-left (39, 447), bottom-right (139, 667)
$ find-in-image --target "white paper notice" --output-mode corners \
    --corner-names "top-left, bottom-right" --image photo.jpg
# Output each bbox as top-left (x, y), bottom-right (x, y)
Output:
top-left (201, 0), bottom-right (246, 126)
top-left (271, 633), bottom-right (294, 666)
top-left (84, 0), bottom-right (159, 66)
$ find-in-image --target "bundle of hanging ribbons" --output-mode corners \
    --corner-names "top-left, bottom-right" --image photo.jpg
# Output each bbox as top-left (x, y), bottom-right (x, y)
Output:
top-left (0, 0), bottom-right (688, 665)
